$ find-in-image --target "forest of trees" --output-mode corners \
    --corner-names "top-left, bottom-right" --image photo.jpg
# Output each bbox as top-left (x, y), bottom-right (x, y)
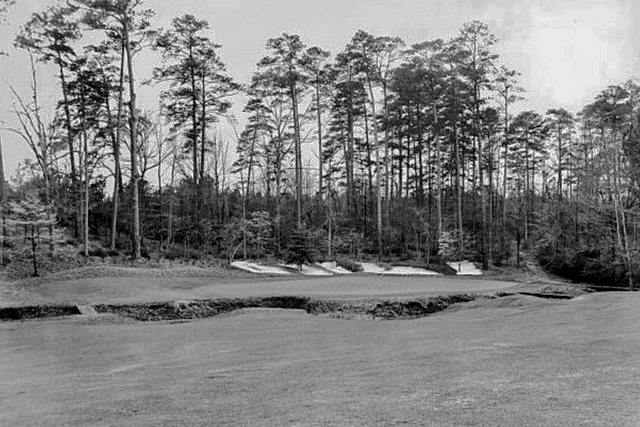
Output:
top-left (1, 0), bottom-right (639, 288)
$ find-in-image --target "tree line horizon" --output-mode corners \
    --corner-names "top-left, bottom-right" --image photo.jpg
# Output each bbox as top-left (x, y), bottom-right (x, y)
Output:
top-left (1, 0), bottom-right (639, 287)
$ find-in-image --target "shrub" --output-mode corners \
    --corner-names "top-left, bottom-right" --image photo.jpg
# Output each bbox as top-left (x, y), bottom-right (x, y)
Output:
top-left (161, 244), bottom-right (189, 261)
top-left (185, 248), bottom-right (200, 260)
top-left (88, 246), bottom-right (109, 258)
top-left (106, 249), bottom-right (121, 257)
top-left (285, 229), bottom-right (315, 269)
top-left (424, 263), bottom-right (457, 275)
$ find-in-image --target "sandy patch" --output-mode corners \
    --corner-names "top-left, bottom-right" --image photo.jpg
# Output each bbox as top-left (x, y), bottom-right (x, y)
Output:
top-left (318, 262), bottom-right (352, 274)
top-left (447, 261), bottom-right (482, 276)
top-left (384, 266), bottom-right (440, 276)
top-left (361, 262), bottom-right (386, 274)
top-left (360, 263), bottom-right (439, 276)
top-left (283, 264), bottom-right (333, 276)
top-left (231, 261), bottom-right (291, 275)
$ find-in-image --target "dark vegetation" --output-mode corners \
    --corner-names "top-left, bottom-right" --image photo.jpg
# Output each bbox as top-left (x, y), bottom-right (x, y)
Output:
top-left (1, 294), bottom-right (494, 321)
top-left (0, 304), bottom-right (81, 320)
top-left (0, 1), bottom-right (638, 289)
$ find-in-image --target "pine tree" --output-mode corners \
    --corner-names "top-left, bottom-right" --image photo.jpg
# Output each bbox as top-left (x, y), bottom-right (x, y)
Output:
top-left (285, 228), bottom-right (315, 270)
top-left (153, 14), bottom-right (239, 244)
top-left (74, 0), bottom-right (156, 259)
top-left (257, 33), bottom-right (309, 230)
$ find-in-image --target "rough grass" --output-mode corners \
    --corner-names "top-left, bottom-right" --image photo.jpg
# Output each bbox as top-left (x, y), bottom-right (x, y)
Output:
top-left (34, 263), bottom-right (247, 282)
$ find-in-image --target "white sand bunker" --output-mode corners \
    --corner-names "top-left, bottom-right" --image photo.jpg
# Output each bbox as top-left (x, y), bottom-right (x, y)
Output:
top-left (318, 262), bottom-right (352, 274)
top-left (283, 264), bottom-right (333, 276)
top-left (384, 266), bottom-right (439, 276)
top-left (360, 262), bottom-right (385, 274)
top-left (360, 262), bottom-right (439, 276)
top-left (447, 260), bottom-right (482, 276)
top-left (231, 261), bottom-right (291, 275)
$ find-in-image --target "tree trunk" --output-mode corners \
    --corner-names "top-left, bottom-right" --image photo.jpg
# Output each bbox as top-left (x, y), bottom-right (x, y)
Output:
top-left (110, 42), bottom-right (125, 251)
top-left (57, 52), bottom-right (79, 238)
top-left (0, 135), bottom-right (5, 267)
top-left (316, 78), bottom-right (323, 200)
top-left (200, 71), bottom-right (208, 238)
top-left (124, 20), bottom-right (141, 259)
top-left (167, 144), bottom-right (177, 245)
top-left (31, 227), bottom-right (39, 277)
top-left (524, 141), bottom-right (529, 242)
top-left (327, 155), bottom-right (333, 259)
top-left (188, 44), bottom-right (201, 243)
top-left (502, 93), bottom-right (509, 230)
top-left (79, 82), bottom-right (89, 261)
top-left (432, 89), bottom-right (442, 238)
top-left (290, 81), bottom-right (303, 230)
top-left (362, 96), bottom-right (373, 238)
top-left (487, 131), bottom-right (494, 262)
top-left (557, 123), bottom-right (563, 199)
top-left (382, 83), bottom-right (391, 233)
top-left (367, 79), bottom-right (382, 259)
top-left (475, 83), bottom-right (488, 269)
top-left (455, 119), bottom-right (463, 253)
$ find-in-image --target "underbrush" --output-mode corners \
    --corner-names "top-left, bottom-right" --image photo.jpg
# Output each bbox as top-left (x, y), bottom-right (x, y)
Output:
top-left (538, 248), bottom-right (636, 289)
top-left (336, 259), bottom-right (364, 273)
top-left (4, 247), bottom-right (242, 282)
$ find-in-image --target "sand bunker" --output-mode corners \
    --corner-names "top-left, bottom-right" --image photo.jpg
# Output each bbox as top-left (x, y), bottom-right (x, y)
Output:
top-left (318, 262), bottom-right (353, 274)
top-left (231, 261), bottom-right (291, 275)
top-left (447, 261), bottom-right (482, 275)
top-left (360, 262), bottom-right (439, 276)
top-left (282, 264), bottom-right (333, 276)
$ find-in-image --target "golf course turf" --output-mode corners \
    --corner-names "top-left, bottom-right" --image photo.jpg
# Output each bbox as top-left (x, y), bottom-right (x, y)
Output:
top-left (1, 274), bottom-right (638, 426)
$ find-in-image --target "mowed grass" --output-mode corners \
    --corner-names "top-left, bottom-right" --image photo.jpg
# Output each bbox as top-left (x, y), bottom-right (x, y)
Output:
top-left (3, 274), bottom-right (518, 305)
top-left (1, 292), bottom-right (639, 427)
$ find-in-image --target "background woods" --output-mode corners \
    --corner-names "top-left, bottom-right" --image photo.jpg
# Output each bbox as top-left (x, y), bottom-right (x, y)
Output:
top-left (0, 0), bottom-right (638, 288)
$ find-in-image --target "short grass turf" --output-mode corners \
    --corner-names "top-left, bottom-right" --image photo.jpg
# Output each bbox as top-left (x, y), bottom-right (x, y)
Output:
top-left (2, 275), bottom-right (519, 305)
top-left (1, 292), bottom-right (639, 426)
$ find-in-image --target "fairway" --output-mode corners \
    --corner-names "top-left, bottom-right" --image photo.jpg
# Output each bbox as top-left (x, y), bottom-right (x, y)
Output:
top-left (1, 292), bottom-right (639, 426)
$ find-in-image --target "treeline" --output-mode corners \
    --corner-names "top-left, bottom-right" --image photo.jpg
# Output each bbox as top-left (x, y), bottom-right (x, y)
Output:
top-left (1, 0), bottom-right (639, 287)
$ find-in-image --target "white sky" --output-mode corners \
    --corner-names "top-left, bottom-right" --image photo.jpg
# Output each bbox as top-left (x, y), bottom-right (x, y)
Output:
top-left (0, 0), bottom-right (638, 178)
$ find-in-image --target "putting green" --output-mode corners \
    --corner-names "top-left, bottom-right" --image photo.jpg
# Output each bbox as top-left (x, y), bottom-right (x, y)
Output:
top-left (9, 275), bottom-right (520, 305)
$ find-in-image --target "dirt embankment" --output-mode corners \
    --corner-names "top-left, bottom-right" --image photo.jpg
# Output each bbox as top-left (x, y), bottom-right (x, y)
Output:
top-left (306, 294), bottom-right (480, 319)
top-left (1, 294), bottom-right (494, 322)
top-left (0, 305), bottom-right (81, 320)
top-left (95, 294), bottom-right (488, 321)
top-left (94, 296), bottom-right (311, 321)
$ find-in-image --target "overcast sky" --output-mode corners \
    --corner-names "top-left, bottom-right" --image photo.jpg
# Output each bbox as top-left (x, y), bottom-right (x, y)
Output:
top-left (0, 0), bottom-right (638, 178)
